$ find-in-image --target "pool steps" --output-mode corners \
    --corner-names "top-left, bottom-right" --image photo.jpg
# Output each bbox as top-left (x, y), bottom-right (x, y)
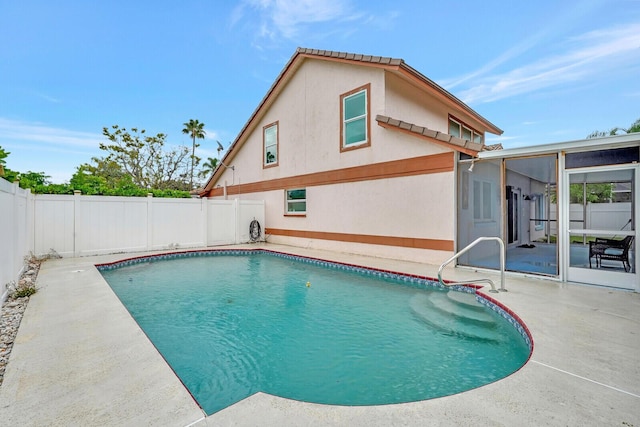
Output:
top-left (409, 293), bottom-right (501, 342)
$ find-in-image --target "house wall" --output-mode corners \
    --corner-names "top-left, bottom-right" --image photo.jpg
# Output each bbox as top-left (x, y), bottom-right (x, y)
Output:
top-left (213, 58), bottom-right (459, 264)
top-left (384, 73), bottom-right (448, 137)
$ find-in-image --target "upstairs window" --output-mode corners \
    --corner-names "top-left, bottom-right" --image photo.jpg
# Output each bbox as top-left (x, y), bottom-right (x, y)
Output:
top-left (341, 84), bottom-right (370, 151)
top-left (286, 188), bottom-right (306, 215)
top-left (264, 121), bottom-right (278, 167)
top-left (449, 117), bottom-right (483, 144)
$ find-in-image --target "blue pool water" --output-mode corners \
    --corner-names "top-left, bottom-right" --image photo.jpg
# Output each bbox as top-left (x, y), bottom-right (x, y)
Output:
top-left (99, 251), bottom-right (530, 415)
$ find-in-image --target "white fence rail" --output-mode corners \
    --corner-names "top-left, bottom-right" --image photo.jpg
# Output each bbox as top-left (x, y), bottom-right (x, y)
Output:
top-left (1, 181), bottom-right (264, 302)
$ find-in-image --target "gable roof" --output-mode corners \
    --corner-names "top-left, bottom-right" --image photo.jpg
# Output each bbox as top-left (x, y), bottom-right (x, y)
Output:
top-left (201, 47), bottom-right (503, 195)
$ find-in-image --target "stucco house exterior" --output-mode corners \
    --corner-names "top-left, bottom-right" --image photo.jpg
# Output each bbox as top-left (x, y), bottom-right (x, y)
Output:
top-left (200, 47), bottom-right (638, 291)
top-left (200, 47), bottom-right (503, 265)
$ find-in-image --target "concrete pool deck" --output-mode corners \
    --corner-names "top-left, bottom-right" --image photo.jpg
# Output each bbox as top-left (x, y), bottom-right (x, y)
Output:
top-left (0, 244), bottom-right (638, 426)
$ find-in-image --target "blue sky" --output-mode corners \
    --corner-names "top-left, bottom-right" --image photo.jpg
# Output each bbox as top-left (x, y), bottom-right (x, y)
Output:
top-left (1, 0), bottom-right (639, 183)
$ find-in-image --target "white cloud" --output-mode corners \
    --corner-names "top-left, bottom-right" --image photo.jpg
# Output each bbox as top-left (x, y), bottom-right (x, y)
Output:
top-left (0, 118), bottom-right (103, 150)
top-left (32, 91), bottom-right (61, 104)
top-left (486, 135), bottom-right (520, 142)
top-left (456, 22), bottom-right (640, 104)
top-left (233, 0), bottom-right (366, 46)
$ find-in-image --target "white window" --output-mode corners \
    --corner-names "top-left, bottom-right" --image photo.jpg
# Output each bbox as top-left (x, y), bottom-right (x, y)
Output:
top-left (286, 188), bottom-right (306, 214)
top-left (341, 84), bottom-right (370, 150)
top-left (449, 117), bottom-right (483, 144)
top-left (264, 122), bottom-right (278, 167)
top-left (473, 180), bottom-right (493, 221)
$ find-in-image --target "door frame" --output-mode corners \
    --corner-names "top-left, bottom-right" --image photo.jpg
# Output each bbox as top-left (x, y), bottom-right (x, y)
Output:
top-left (561, 163), bottom-right (638, 290)
top-left (506, 185), bottom-right (520, 246)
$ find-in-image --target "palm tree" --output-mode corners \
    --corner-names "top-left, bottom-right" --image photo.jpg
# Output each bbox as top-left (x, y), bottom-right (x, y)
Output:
top-left (182, 119), bottom-right (206, 189)
top-left (198, 157), bottom-right (218, 179)
top-left (587, 117), bottom-right (640, 138)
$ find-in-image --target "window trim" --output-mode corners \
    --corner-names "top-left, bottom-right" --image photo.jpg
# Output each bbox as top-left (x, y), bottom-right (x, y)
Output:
top-left (448, 115), bottom-right (483, 145)
top-left (340, 83), bottom-right (371, 152)
top-left (263, 121), bottom-right (279, 168)
top-left (285, 188), bottom-right (306, 216)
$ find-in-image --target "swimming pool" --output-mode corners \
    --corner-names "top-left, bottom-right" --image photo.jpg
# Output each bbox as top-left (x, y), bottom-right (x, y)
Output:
top-left (98, 250), bottom-right (532, 415)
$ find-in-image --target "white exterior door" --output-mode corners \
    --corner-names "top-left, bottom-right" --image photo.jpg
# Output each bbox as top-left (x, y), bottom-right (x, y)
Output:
top-left (563, 165), bottom-right (638, 290)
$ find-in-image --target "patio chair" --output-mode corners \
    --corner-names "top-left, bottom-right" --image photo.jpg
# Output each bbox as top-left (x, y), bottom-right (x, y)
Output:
top-left (589, 236), bottom-right (634, 272)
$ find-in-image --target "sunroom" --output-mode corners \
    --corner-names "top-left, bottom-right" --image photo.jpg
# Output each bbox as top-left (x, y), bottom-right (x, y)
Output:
top-left (456, 133), bottom-right (638, 291)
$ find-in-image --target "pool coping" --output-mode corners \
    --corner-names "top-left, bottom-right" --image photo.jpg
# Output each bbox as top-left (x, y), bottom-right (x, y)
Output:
top-left (1, 244), bottom-right (638, 426)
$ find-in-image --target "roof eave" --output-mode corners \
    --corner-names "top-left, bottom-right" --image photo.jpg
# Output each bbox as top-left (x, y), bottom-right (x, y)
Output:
top-left (478, 133), bottom-right (640, 160)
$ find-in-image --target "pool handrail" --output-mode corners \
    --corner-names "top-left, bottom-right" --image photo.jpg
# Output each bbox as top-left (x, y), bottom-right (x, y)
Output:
top-left (438, 237), bottom-right (506, 293)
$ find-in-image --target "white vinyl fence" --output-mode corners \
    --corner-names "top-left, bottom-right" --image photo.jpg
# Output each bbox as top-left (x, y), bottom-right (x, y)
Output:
top-left (549, 202), bottom-right (632, 236)
top-left (1, 181), bottom-right (264, 302)
top-left (1, 179), bottom-right (35, 302)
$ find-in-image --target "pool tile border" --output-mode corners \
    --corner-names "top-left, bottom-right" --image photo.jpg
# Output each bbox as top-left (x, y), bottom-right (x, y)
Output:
top-left (96, 248), bottom-right (533, 351)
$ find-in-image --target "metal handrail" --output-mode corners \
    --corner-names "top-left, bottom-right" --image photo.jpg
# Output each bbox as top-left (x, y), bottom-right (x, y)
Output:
top-left (438, 237), bottom-right (506, 293)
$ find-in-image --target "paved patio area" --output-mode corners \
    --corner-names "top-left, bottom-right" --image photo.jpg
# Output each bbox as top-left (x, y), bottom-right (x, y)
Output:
top-left (0, 244), bottom-right (638, 426)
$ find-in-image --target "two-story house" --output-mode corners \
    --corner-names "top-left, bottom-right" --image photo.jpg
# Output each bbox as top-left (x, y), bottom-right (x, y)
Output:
top-left (199, 48), bottom-right (502, 265)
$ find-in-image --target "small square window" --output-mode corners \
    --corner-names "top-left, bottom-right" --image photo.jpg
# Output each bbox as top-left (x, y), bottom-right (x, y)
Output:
top-left (264, 122), bottom-right (278, 167)
top-left (286, 188), bottom-right (306, 214)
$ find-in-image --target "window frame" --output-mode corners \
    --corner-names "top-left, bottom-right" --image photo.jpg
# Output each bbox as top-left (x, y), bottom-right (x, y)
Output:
top-left (285, 188), bottom-right (306, 216)
top-left (448, 116), bottom-right (484, 144)
top-left (263, 121), bottom-right (279, 168)
top-left (340, 83), bottom-right (371, 152)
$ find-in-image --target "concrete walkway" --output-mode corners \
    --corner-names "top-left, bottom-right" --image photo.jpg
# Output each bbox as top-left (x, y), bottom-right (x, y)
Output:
top-left (1, 244), bottom-right (639, 426)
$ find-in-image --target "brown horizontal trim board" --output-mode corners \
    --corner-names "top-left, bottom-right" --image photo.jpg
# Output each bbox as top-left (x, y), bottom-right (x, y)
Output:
top-left (208, 152), bottom-right (453, 197)
top-left (266, 228), bottom-right (454, 251)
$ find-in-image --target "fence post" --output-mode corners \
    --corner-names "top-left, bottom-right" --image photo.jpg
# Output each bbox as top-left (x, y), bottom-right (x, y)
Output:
top-left (234, 198), bottom-right (240, 244)
top-left (73, 190), bottom-right (81, 257)
top-left (147, 193), bottom-right (153, 251)
top-left (201, 197), bottom-right (208, 248)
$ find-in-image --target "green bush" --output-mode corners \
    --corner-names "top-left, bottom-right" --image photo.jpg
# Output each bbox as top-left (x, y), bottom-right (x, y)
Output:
top-left (13, 286), bottom-right (37, 298)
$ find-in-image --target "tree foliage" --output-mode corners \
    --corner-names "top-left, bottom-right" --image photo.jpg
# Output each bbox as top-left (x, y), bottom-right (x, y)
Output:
top-left (101, 125), bottom-right (191, 190)
top-left (569, 183), bottom-right (613, 203)
top-left (0, 146), bottom-right (8, 166)
top-left (182, 119), bottom-right (206, 189)
top-left (0, 128), bottom-right (193, 198)
top-left (587, 116), bottom-right (640, 138)
top-left (198, 156), bottom-right (218, 179)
